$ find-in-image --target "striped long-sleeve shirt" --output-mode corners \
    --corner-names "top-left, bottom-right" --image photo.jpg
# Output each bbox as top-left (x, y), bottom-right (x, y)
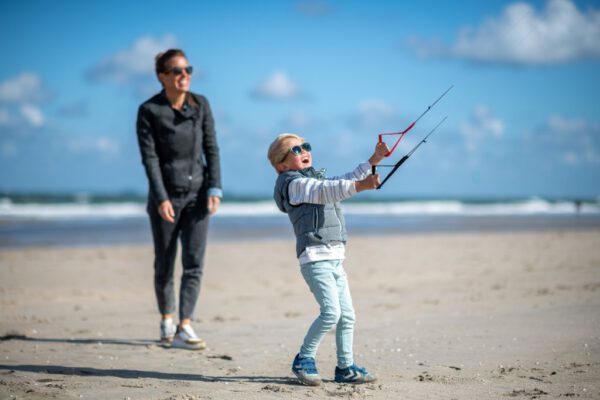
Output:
top-left (288, 161), bottom-right (372, 206)
top-left (289, 161), bottom-right (372, 264)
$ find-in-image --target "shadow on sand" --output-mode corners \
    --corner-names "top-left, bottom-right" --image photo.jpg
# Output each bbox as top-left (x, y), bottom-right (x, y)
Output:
top-left (0, 334), bottom-right (300, 385)
top-left (0, 364), bottom-right (298, 385)
top-left (0, 333), bottom-right (156, 347)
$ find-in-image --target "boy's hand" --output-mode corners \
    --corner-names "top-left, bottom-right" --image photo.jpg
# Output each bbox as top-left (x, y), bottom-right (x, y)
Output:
top-left (355, 174), bottom-right (381, 192)
top-left (368, 142), bottom-right (390, 166)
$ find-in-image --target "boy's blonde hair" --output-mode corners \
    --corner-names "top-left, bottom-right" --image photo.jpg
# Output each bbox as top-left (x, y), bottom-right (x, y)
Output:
top-left (267, 133), bottom-right (305, 171)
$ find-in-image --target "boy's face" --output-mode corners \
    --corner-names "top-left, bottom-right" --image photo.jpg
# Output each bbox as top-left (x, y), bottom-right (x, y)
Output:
top-left (277, 137), bottom-right (312, 173)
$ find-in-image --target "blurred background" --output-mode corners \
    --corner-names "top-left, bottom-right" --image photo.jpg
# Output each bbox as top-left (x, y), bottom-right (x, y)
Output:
top-left (1, 0), bottom-right (599, 247)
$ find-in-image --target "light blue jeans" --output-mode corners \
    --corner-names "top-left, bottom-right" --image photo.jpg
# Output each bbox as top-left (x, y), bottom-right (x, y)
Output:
top-left (299, 259), bottom-right (356, 369)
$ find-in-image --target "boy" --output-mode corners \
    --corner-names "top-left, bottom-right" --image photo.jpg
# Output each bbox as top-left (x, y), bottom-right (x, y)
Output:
top-left (268, 133), bottom-right (389, 385)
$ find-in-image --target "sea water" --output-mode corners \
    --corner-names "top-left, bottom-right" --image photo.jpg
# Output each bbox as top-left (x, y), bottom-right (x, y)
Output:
top-left (1, 194), bottom-right (599, 248)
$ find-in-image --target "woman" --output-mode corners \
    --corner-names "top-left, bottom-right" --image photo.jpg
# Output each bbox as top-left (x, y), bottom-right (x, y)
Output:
top-left (136, 49), bottom-right (222, 350)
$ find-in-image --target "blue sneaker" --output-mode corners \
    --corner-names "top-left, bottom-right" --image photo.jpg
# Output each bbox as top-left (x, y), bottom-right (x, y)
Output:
top-left (292, 353), bottom-right (322, 386)
top-left (334, 364), bottom-right (377, 384)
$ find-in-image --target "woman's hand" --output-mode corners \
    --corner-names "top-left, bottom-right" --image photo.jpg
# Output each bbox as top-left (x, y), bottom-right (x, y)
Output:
top-left (368, 142), bottom-right (390, 166)
top-left (158, 200), bottom-right (175, 223)
top-left (208, 196), bottom-right (221, 214)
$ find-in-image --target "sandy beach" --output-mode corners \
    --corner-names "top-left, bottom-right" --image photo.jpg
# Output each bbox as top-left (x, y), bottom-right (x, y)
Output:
top-left (1, 229), bottom-right (599, 399)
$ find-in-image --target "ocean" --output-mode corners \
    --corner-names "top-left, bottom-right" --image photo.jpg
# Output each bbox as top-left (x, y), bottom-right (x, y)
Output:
top-left (1, 194), bottom-right (599, 248)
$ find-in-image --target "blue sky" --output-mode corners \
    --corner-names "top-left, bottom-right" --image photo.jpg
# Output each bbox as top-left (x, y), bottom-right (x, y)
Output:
top-left (0, 0), bottom-right (599, 198)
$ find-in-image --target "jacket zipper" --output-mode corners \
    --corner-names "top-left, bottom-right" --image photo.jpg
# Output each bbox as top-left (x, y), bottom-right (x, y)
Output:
top-left (313, 208), bottom-right (322, 239)
top-left (188, 118), bottom-right (197, 191)
top-left (335, 205), bottom-right (342, 238)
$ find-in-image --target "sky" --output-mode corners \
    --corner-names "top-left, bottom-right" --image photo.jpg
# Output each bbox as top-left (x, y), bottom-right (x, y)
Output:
top-left (0, 0), bottom-right (599, 199)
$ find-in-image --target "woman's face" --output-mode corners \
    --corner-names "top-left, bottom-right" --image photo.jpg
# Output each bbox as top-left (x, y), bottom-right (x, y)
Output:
top-left (158, 55), bottom-right (191, 94)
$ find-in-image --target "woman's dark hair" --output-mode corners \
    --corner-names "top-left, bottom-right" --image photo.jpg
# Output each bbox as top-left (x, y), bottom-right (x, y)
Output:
top-left (155, 49), bottom-right (186, 75)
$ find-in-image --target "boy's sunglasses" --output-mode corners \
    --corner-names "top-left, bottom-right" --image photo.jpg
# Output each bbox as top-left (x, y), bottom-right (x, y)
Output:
top-left (281, 142), bottom-right (311, 162)
top-left (165, 66), bottom-right (194, 76)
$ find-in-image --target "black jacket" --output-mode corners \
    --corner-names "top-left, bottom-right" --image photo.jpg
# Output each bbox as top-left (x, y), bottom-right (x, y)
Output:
top-left (136, 91), bottom-right (221, 203)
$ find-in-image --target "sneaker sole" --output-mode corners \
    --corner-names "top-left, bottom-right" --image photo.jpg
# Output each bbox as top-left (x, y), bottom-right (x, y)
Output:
top-left (172, 339), bottom-right (207, 350)
top-left (292, 370), bottom-right (322, 386)
top-left (334, 377), bottom-right (378, 384)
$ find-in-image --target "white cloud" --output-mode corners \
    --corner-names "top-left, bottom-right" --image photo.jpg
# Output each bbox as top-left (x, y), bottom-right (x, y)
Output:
top-left (251, 71), bottom-right (302, 100)
top-left (460, 105), bottom-right (504, 151)
top-left (537, 115), bottom-right (600, 165)
top-left (87, 34), bottom-right (178, 84)
top-left (0, 73), bottom-right (47, 103)
top-left (20, 104), bottom-right (44, 127)
top-left (348, 99), bottom-right (398, 132)
top-left (546, 115), bottom-right (586, 133)
top-left (67, 136), bottom-right (120, 156)
top-left (0, 102), bottom-right (46, 129)
top-left (409, 0), bottom-right (600, 64)
top-left (0, 73), bottom-right (48, 128)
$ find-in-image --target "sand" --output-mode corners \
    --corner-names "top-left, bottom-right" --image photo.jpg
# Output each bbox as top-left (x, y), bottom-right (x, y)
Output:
top-left (0, 230), bottom-right (599, 399)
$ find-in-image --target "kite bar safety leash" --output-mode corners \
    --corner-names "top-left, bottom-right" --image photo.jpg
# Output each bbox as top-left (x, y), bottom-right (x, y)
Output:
top-left (374, 116), bottom-right (448, 190)
top-left (377, 85), bottom-right (454, 158)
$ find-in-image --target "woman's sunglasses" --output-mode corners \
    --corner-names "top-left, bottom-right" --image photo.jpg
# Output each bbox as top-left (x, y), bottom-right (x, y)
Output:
top-left (165, 66), bottom-right (194, 76)
top-left (281, 142), bottom-right (311, 163)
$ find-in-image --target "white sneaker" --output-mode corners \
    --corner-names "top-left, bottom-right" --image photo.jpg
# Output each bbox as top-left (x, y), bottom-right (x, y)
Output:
top-left (172, 324), bottom-right (207, 350)
top-left (160, 318), bottom-right (176, 343)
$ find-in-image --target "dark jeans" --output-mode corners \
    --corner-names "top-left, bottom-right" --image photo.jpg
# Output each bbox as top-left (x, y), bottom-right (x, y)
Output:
top-left (147, 190), bottom-right (209, 321)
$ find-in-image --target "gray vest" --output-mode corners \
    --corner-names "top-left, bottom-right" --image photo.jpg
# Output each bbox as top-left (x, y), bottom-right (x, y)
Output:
top-left (274, 168), bottom-right (348, 257)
